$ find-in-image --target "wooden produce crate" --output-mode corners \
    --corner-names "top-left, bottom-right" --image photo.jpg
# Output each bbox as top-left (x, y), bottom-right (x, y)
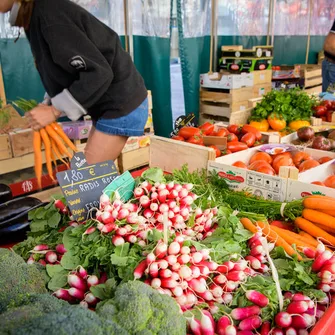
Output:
top-left (252, 83), bottom-right (272, 98)
top-left (252, 69), bottom-right (272, 85)
top-left (200, 86), bottom-right (253, 121)
top-left (300, 64), bottom-right (322, 92)
top-left (149, 136), bottom-right (219, 173)
top-left (248, 97), bottom-right (263, 108)
top-left (311, 115), bottom-right (335, 127)
top-left (118, 146), bottom-right (150, 173)
top-left (0, 134), bottom-right (12, 160)
top-left (9, 129), bottom-right (33, 157)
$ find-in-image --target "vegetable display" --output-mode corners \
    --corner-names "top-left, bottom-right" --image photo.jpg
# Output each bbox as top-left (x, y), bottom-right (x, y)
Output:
top-left (1, 166), bottom-right (335, 334)
top-left (13, 99), bottom-right (78, 188)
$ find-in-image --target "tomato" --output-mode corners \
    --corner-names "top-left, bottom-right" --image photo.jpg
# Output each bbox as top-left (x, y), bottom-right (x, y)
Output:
top-left (172, 135), bottom-right (185, 141)
top-left (241, 125), bottom-right (262, 141)
top-left (227, 133), bottom-right (238, 142)
top-left (241, 133), bottom-right (256, 147)
top-left (311, 181), bottom-right (325, 186)
top-left (178, 127), bottom-right (201, 139)
top-left (249, 152), bottom-right (273, 165)
top-left (199, 122), bottom-right (214, 135)
top-left (208, 145), bottom-right (221, 158)
top-left (319, 156), bottom-right (332, 164)
top-left (326, 110), bottom-right (334, 123)
top-left (187, 136), bottom-right (204, 145)
top-left (313, 105), bottom-right (327, 117)
top-left (270, 220), bottom-right (294, 231)
top-left (299, 159), bottom-right (320, 172)
top-left (227, 142), bottom-right (248, 153)
top-left (321, 100), bottom-right (333, 111)
top-left (288, 120), bottom-right (311, 131)
top-left (324, 175), bottom-right (335, 188)
top-left (232, 161), bottom-right (248, 169)
top-left (249, 120), bottom-right (269, 132)
top-left (221, 149), bottom-right (232, 156)
top-left (332, 101), bottom-right (335, 110)
top-left (248, 161), bottom-right (275, 175)
top-left (272, 155), bottom-right (294, 174)
top-left (216, 128), bottom-right (230, 137)
top-left (292, 152), bottom-right (312, 168)
top-left (267, 113), bottom-right (287, 131)
top-left (227, 124), bottom-right (241, 135)
top-left (210, 131), bottom-right (218, 136)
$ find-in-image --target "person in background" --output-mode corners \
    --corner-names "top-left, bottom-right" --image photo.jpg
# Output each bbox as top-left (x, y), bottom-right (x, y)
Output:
top-left (323, 19), bottom-right (335, 93)
top-left (0, 0), bottom-right (148, 164)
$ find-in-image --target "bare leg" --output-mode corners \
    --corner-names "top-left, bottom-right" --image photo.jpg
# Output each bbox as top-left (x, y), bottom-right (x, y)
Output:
top-left (84, 127), bottom-right (128, 165)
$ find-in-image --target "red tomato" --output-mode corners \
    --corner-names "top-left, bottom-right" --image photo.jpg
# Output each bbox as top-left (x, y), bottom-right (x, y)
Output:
top-left (199, 122), bottom-right (214, 135)
top-left (227, 133), bottom-right (239, 142)
top-left (321, 100), bottom-right (333, 111)
top-left (172, 135), bottom-right (185, 141)
top-left (232, 161), bottom-right (248, 169)
top-left (227, 142), bottom-right (248, 153)
top-left (313, 105), bottom-right (327, 117)
top-left (187, 136), bottom-right (204, 145)
top-left (216, 128), bottom-right (230, 137)
top-left (227, 124), bottom-right (241, 135)
top-left (210, 131), bottom-right (218, 136)
top-left (241, 125), bottom-right (262, 141)
top-left (178, 127), bottom-right (201, 139)
top-left (221, 149), bottom-right (232, 156)
top-left (208, 145), bottom-right (221, 158)
top-left (241, 133), bottom-right (256, 147)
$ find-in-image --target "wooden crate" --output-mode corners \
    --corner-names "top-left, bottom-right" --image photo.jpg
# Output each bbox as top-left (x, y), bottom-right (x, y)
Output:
top-left (311, 115), bottom-right (335, 127)
top-left (118, 146), bottom-right (150, 173)
top-left (304, 85), bottom-right (322, 95)
top-left (0, 65), bottom-right (6, 105)
top-left (9, 129), bottom-right (33, 157)
top-left (199, 113), bottom-right (229, 124)
top-left (228, 108), bottom-right (252, 125)
top-left (252, 83), bottom-right (272, 98)
top-left (150, 136), bottom-right (216, 173)
top-left (200, 87), bottom-right (253, 104)
top-left (200, 100), bottom-right (249, 118)
top-left (300, 64), bottom-right (322, 88)
top-left (253, 70), bottom-right (272, 85)
top-left (248, 97), bottom-right (263, 108)
top-left (0, 134), bottom-right (12, 161)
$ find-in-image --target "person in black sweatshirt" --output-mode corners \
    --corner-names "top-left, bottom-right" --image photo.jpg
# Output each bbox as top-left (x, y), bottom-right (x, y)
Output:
top-left (0, 0), bottom-right (148, 164)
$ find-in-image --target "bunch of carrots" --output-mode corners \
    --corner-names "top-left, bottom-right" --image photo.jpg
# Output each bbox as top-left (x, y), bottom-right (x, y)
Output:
top-left (13, 98), bottom-right (77, 189)
top-left (240, 195), bottom-right (335, 262)
top-left (33, 122), bottom-right (77, 188)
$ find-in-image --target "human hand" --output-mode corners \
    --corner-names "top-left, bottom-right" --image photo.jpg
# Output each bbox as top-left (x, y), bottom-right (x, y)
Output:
top-left (26, 105), bottom-right (61, 130)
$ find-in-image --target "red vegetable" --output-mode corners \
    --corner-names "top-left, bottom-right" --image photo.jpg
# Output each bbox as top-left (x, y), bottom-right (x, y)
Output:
top-left (187, 136), bottom-right (204, 145)
top-left (227, 124), bottom-right (241, 135)
top-left (231, 305), bottom-right (261, 321)
top-left (241, 133), bottom-right (256, 147)
top-left (178, 127), bottom-right (201, 139)
top-left (216, 128), bottom-right (230, 137)
top-left (227, 142), bottom-right (248, 153)
top-left (227, 133), bottom-right (239, 142)
top-left (245, 290), bottom-right (269, 307)
top-left (172, 135), bottom-right (185, 141)
top-left (208, 145), bottom-right (221, 158)
top-left (314, 105), bottom-right (327, 117)
top-left (199, 122), bottom-right (214, 135)
top-left (241, 125), bottom-right (262, 141)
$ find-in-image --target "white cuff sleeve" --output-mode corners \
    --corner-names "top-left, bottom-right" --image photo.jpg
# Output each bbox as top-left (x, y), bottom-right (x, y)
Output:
top-left (51, 89), bottom-right (87, 121)
top-left (42, 92), bottom-right (51, 105)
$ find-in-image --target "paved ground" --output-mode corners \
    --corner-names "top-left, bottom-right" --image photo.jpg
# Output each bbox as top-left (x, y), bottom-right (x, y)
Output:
top-left (170, 62), bottom-right (185, 123)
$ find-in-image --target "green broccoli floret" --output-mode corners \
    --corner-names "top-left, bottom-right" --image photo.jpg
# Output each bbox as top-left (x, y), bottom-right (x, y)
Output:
top-left (96, 281), bottom-right (187, 335)
top-left (0, 248), bottom-right (47, 312)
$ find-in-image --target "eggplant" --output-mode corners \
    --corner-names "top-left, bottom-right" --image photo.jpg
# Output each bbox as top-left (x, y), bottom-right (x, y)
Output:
top-left (0, 197), bottom-right (41, 224)
top-left (0, 184), bottom-right (12, 204)
top-left (0, 200), bottom-right (44, 230)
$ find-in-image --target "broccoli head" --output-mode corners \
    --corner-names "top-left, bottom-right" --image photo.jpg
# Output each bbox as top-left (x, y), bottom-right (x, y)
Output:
top-left (0, 248), bottom-right (47, 312)
top-left (96, 281), bottom-right (186, 335)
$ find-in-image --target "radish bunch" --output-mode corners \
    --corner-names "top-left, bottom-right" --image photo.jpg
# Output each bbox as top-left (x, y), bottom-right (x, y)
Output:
top-left (53, 266), bottom-right (107, 308)
top-left (246, 233), bottom-right (271, 274)
top-left (134, 238), bottom-right (254, 312)
top-left (26, 243), bottom-right (67, 266)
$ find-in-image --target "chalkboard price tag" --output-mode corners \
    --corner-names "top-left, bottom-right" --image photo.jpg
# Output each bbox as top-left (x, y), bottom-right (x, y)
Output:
top-left (56, 160), bottom-right (118, 222)
top-left (70, 152), bottom-right (88, 169)
top-left (170, 113), bottom-right (198, 137)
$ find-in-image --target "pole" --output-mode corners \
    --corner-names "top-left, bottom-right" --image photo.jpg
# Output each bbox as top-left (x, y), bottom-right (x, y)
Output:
top-left (305, 0), bottom-right (313, 64)
top-left (123, 0), bottom-right (129, 53)
top-left (213, 0), bottom-right (218, 73)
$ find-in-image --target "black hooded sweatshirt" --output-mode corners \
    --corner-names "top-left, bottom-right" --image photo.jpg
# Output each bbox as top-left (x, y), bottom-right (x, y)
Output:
top-left (13, 0), bottom-right (147, 121)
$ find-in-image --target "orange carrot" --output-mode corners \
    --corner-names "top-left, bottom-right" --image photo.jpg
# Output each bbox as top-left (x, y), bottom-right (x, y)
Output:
top-left (314, 223), bottom-right (335, 236)
top-left (33, 131), bottom-right (42, 189)
top-left (271, 226), bottom-right (317, 250)
top-left (240, 218), bottom-right (258, 234)
top-left (50, 138), bottom-right (69, 167)
top-left (51, 122), bottom-right (78, 152)
top-left (303, 197), bottom-right (335, 211)
top-left (256, 221), bottom-right (302, 260)
top-left (319, 209), bottom-right (335, 217)
top-left (299, 231), bottom-right (319, 244)
top-left (40, 129), bottom-right (55, 181)
top-left (295, 217), bottom-right (335, 246)
top-left (302, 209), bottom-right (335, 230)
top-left (45, 125), bottom-right (72, 159)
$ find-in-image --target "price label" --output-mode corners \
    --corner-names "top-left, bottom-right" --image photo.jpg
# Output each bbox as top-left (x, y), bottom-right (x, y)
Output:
top-left (70, 152), bottom-right (88, 169)
top-left (56, 160), bottom-right (118, 222)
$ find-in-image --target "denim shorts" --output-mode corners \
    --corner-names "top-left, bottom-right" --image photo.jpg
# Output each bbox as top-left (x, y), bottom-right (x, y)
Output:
top-left (95, 98), bottom-right (148, 137)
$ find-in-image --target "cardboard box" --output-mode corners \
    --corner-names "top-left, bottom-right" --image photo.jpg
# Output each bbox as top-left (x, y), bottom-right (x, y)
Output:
top-left (207, 146), bottom-right (335, 202)
top-left (62, 121), bottom-right (92, 140)
top-left (253, 70), bottom-right (272, 85)
top-left (200, 72), bottom-right (254, 90)
top-left (122, 134), bottom-right (152, 153)
top-left (252, 83), bottom-right (272, 98)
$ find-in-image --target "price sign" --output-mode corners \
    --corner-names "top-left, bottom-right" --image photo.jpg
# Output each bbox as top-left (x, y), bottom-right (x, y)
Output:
top-left (70, 152), bottom-right (88, 169)
top-left (56, 160), bottom-right (118, 222)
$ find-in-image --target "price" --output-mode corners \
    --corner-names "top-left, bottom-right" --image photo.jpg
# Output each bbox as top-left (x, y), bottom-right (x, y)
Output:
top-left (63, 170), bottom-right (84, 183)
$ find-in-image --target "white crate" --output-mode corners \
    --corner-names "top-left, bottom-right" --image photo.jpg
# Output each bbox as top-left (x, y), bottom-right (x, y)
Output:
top-left (200, 72), bottom-right (254, 90)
